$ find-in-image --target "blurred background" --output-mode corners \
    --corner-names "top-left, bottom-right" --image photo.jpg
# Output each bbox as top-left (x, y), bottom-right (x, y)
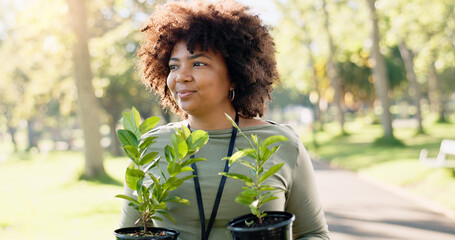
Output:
top-left (0, 0), bottom-right (454, 239)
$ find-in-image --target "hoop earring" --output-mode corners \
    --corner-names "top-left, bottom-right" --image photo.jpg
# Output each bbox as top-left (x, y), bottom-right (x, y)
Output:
top-left (229, 89), bottom-right (235, 101)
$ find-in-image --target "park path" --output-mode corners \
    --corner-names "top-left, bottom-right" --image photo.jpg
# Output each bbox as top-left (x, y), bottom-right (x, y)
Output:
top-left (312, 160), bottom-right (455, 240)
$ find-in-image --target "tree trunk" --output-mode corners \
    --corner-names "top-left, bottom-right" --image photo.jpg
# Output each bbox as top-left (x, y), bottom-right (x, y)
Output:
top-left (427, 54), bottom-right (446, 122)
top-left (26, 119), bottom-right (39, 152)
top-left (7, 126), bottom-right (18, 152)
top-left (398, 41), bottom-right (423, 133)
top-left (366, 0), bottom-right (394, 140)
top-left (67, 0), bottom-right (106, 178)
top-left (109, 114), bottom-right (123, 156)
top-left (322, 0), bottom-right (345, 134)
top-left (301, 39), bottom-right (323, 131)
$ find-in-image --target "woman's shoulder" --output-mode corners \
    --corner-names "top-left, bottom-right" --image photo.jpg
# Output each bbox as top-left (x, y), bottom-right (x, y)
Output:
top-left (143, 121), bottom-right (186, 137)
top-left (243, 121), bottom-right (302, 149)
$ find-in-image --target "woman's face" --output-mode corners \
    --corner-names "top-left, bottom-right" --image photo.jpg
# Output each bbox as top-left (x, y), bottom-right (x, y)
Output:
top-left (167, 40), bottom-right (233, 117)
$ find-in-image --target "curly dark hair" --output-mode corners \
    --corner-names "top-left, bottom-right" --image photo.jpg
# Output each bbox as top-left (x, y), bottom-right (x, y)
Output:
top-left (138, 0), bottom-right (279, 118)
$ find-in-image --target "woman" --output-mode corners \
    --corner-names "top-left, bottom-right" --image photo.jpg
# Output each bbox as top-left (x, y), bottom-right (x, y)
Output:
top-left (120, 0), bottom-right (330, 239)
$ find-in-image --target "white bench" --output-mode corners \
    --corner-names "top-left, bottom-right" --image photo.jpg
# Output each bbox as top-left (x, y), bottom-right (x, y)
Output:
top-left (419, 139), bottom-right (455, 168)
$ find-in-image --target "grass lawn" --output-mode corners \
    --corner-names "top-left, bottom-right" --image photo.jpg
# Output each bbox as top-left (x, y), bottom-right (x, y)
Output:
top-left (0, 150), bottom-right (127, 240)
top-left (302, 118), bottom-right (455, 211)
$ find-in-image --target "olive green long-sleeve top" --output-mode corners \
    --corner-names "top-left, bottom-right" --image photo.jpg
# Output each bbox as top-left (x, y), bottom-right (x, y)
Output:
top-left (119, 121), bottom-right (330, 240)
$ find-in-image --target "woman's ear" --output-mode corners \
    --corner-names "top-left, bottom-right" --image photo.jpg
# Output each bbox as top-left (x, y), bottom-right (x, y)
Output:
top-left (229, 82), bottom-right (236, 90)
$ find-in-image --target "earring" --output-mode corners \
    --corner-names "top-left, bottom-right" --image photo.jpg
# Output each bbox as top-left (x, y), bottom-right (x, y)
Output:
top-left (229, 89), bottom-right (235, 101)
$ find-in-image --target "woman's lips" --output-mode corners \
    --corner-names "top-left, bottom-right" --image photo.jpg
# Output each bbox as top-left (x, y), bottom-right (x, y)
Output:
top-left (177, 90), bottom-right (195, 99)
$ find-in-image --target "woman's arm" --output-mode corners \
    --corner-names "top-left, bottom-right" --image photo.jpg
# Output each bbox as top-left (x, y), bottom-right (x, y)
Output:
top-left (287, 144), bottom-right (330, 240)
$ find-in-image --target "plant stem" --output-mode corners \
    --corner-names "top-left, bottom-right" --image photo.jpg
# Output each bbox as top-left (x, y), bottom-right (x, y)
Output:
top-left (157, 164), bottom-right (167, 182)
top-left (143, 214), bottom-right (147, 234)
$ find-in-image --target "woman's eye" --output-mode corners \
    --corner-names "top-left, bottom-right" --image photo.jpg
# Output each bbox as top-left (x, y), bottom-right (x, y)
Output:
top-left (194, 62), bottom-right (206, 67)
top-left (169, 64), bottom-right (178, 70)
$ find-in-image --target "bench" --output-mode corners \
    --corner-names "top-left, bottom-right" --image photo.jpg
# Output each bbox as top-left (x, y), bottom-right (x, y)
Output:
top-left (419, 139), bottom-right (455, 168)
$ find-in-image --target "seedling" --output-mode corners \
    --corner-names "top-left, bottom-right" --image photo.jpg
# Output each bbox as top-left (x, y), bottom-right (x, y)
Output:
top-left (116, 107), bottom-right (208, 235)
top-left (220, 114), bottom-right (288, 224)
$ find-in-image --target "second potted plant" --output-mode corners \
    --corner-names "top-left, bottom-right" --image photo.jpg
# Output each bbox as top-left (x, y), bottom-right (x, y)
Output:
top-left (114, 107), bottom-right (209, 239)
top-left (220, 114), bottom-right (295, 240)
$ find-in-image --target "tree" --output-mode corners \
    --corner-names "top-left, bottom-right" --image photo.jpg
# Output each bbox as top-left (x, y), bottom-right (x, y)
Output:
top-left (67, 0), bottom-right (106, 178)
top-left (382, 0), bottom-right (454, 130)
top-left (89, 0), bottom-right (170, 156)
top-left (365, 0), bottom-right (394, 141)
top-left (398, 41), bottom-right (423, 133)
top-left (321, 0), bottom-right (345, 133)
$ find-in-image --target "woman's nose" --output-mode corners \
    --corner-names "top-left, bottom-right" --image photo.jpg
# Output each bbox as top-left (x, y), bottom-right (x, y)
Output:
top-left (176, 65), bottom-right (193, 83)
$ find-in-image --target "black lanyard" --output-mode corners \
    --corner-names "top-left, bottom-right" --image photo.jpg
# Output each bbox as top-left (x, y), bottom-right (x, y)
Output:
top-left (189, 113), bottom-right (239, 240)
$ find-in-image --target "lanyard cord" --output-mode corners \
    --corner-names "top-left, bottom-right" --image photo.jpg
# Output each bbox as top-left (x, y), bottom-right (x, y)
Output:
top-left (189, 113), bottom-right (239, 240)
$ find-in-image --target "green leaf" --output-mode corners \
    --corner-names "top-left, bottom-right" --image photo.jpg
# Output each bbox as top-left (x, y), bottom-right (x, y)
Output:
top-left (236, 159), bottom-right (255, 170)
top-left (259, 148), bottom-right (270, 162)
top-left (179, 166), bottom-right (194, 173)
top-left (246, 151), bottom-right (258, 161)
top-left (180, 175), bottom-right (195, 182)
top-left (138, 136), bottom-right (158, 150)
top-left (186, 130), bottom-right (209, 152)
top-left (158, 211), bottom-right (176, 224)
top-left (219, 172), bottom-right (253, 184)
top-left (181, 157), bottom-right (207, 167)
top-left (258, 185), bottom-right (276, 191)
top-left (169, 163), bottom-right (182, 177)
top-left (250, 205), bottom-right (260, 217)
top-left (260, 146), bottom-right (281, 163)
top-left (180, 125), bottom-right (191, 139)
top-left (269, 145), bottom-right (281, 156)
top-left (164, 145), bottom-right (176, 163)
top-left (262, 196), bottom-right (278, 205)
top-left (260, 135), bottom-right (288, 149)
top-left (225, 113), bottom-right (240, 129)
top-left (239, 188), bottom-right (259, 197)
top-left (123, 145), bottom-right (140, 161)
top-left (122, 108), bottom-right (141, 139)
top-left (259, 163), bottom-right (284, 184)
top-left (139, 116), bottom-right (160, 134)
top-left (148, 173), bottom-right (161, 186)
top-left (235, 195), bottom-right (255, 205)
top-left (251, 134), bottom-right (259, 146)
top-left (167, 160), bottom-right (176, 176)
top-left (151, 216), bottom-right (163, 222)
top-left (131, 107), bottom-right (141, 127)
top-left (171, 134), bottom-right (188, 159)
top-left (225, 148), bottom-right (255, 165)
top-left (117, 129), bottom-right (138, 147)
top-left (138, 184), bottom-right (148, 201)
top-left (128, 202), bottom-right (140, 211)
top-left (139, 152), bottom-right (159, 165)
top-left (125, 167), bottom-right (145, 190)
top-left (163, 177), bottom-right (183, 191)
top-left (164, 196), bottom-right (190, 205)
top-left (115, 194), bottom-right (140, 206)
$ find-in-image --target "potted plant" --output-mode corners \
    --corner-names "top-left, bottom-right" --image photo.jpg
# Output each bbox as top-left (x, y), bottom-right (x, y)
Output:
top-left (220, 114), bottom-right (295, 240)
top-left (114, 107), bottom-right (209, 239)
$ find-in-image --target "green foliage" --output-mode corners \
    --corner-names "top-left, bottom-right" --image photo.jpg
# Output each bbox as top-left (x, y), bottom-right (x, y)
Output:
top-left (115, 107), bottom-right (209, 231)
top-left (220, 114), bottom-right (288, 224)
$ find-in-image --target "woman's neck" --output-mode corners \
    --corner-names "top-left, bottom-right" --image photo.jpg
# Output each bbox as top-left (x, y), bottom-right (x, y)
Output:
top-left (187, 111), bottom-right (269, 131)
top-left (187, 109), bottom-right (237, 131)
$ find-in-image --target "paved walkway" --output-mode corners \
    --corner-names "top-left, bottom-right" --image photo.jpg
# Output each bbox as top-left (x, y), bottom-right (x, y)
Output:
top-left (312, 160), bottom-right (455, 240)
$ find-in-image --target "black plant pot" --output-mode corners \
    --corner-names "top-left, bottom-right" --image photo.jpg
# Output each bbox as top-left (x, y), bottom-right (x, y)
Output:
top-left (114, 227), bottom-right (180, 240)
top-left (226, 211), bottom-right (295, 240)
